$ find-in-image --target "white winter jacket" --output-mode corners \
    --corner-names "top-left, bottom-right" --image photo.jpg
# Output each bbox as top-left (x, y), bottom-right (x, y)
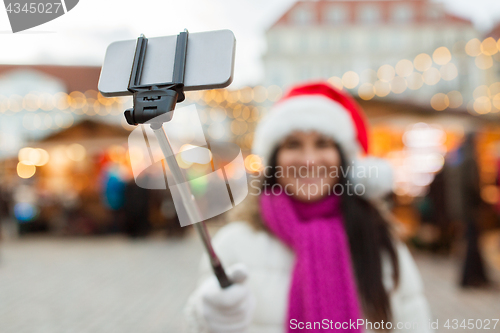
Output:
top-left (184, 221), bottom-right (435, 333)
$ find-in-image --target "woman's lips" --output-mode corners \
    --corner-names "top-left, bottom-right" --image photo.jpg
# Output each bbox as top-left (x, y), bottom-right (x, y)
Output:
top-left (296, 177), bottom-right (326, 184)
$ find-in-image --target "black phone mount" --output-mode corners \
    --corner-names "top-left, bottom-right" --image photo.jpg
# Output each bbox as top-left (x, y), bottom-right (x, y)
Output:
top-left (124, 30), bottom-right (189, 126)
top-left (122, 29), bottom-right (233, 289)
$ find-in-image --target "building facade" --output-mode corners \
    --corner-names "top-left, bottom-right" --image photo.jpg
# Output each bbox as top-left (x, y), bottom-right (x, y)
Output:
top-left (263, 0), bottom-right (485, 109)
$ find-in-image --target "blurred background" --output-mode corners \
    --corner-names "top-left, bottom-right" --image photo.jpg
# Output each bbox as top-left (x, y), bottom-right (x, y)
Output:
top-left (1, 0), bottom-right (500, 332)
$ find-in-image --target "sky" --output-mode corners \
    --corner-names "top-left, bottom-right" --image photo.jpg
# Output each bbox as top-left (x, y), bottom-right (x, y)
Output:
top-left (1, 0), bottom-right (500, 88)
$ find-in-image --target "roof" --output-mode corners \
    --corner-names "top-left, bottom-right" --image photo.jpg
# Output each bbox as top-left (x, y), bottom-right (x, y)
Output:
top-left (486, 22), bottom-right (500, 40)
top-left (269, 0), bottom-right (472, 30)
top-left (0, 65), bottom-right (101, 93)
top-left (38, 119), bottom-right (129, 143)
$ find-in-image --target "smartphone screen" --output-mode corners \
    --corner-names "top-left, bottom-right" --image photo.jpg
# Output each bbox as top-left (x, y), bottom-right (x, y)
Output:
top-left (98, 29), bottom-right (236, 97)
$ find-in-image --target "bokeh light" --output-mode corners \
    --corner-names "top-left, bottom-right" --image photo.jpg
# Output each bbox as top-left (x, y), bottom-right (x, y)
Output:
top-left (432, 47), bottom-right (452, 65)
top-left (475, 54), bottom-right (493, 69)
top-left (422, 67), bottom-right (441, 85)
top-left (17, 162), bottom-right (36, 179)
top-left (465, 38), bottom-right (482, 57)
top-left (327, 76), bottom-right (343, 90)
top-left (407, 72), bottom-right (424, 90)
top-left (18, 147), bottom-right (50, 166)
top-left (267, 85), bottom-right (282, 102)
top-left (414, 53), bottom-right (433, 72)
top-left (395, 59), bottom-right (414, 77)
top-left (391, 77), bottom-right (407, 94)
top-left (473, 96), bottom-right (492, 114)
top-left (374, 80), bottom-right (391, 97)
top-left (439, 63), bottom-right (458, 81)
top-left (447, 91), bottom-right (463, 108)
top-left (358, 83), bottom-right (375, 100)
top-left (480, 37), bottom-right (498, 56)
top-left (473, 85), bottom-right (490, 99)
top-left (490, 82), bottom-right (500, 96)
top-left (244, 154), bottom-right (262, 173)
top-left (430, 93), bottom-right (450, 111)
top-left (208, 122), bottom-right (225, 139)
top-left (493, 93), bottom-right (500, 111)
top-left (377, 65), bottom-right (395, 82)
top-left (253, 86), bottom-right (268, 103)
top-left (342, 71), bottom-right (359, 89)
top-left (66, 144), bottom-right (86, 162)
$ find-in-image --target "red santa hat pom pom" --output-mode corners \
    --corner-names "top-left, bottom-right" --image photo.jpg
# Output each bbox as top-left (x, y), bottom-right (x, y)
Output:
top-left (349, 157), bottom-right (394, 199)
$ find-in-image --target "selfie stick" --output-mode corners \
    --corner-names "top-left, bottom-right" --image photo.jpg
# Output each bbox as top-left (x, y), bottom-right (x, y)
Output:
top-left (124, 30), bottom-right (233, 289)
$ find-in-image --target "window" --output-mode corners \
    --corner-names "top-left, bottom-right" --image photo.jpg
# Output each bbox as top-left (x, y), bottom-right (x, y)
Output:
top-left (391, 4), bottom-right (414, 23)
top-left (368, 32), bottom-right (379, 51)
top-left (392, 31), bottom-right (404, 50)
top-left (324, 5), bottom-right (348, 25)
top-left (297, 33), bottom-right (309, 52)
top-left (340, 34), bottom-right (350, 50)
top-left (321, 33), bottom-right (330, 52)
top-left (328, 32), bottom-right (341, 52)
top-left (299, 63), bottom-right (313, 81)
top-left (357, 4), bottom-right (381, 25)
top-left (271, 68), bottom-right (283, 87)
top-left (268, 34), bottom-right (280, 53)
top-left (426, 6), bottom-right (443, 20)
top-left (291, 5), bottom-right (315, 25)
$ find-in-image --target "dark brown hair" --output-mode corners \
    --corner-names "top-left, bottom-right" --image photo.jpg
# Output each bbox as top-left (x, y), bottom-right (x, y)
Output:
top-left (234, 145), bottom-right (401, 325)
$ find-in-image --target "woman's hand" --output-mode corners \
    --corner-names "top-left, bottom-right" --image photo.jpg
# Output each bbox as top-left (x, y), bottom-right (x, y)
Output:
top-left (197, 263), bottom-right (255, 333)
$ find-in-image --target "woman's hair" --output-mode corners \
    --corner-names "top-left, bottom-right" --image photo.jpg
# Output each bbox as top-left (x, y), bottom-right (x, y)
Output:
top-left (230, 144), bottom-right (401, 325)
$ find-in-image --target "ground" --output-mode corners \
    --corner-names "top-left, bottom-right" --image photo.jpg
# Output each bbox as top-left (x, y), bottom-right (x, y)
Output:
top-left (0, 229), bottom-right (499, 333)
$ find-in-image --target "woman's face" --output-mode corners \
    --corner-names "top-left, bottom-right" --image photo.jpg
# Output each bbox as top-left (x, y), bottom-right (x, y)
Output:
top-left (275, 131), bottom-right (341, 202)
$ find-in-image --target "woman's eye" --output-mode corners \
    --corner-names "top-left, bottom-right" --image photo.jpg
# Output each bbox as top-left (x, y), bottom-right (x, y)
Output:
top-left (283, 140), bottom-right (300, 149)
top-left (316, 139), bottom-right (334, 148)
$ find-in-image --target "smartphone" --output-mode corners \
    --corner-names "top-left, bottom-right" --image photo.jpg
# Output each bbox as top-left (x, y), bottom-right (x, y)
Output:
top-left (98, 29), bottom-right (236, 97)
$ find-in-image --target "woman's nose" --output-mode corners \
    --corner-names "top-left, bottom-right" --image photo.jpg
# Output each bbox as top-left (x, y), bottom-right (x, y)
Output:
top-left (302, 146), bottom-right (319, 164)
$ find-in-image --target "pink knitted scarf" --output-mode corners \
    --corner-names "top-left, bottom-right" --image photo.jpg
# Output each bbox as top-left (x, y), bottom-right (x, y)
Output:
top-left (259, 190), bottom-right (363, 332)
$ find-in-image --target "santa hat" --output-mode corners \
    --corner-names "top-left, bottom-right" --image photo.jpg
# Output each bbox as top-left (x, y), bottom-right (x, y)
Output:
top-left (252, 81), bottom-right (393, 199)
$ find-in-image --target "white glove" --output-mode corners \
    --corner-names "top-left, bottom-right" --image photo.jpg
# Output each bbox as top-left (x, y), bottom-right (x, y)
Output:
top-left (197, 263), bottom-right (256, 333)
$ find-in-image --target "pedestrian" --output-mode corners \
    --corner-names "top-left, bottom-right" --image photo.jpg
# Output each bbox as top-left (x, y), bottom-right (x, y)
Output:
top-left (184, 82), bottom-right (434, 332)
top-left (123, 178), bottom-right (151, 238)
top-left (456, 133), bottom-right (490, 287)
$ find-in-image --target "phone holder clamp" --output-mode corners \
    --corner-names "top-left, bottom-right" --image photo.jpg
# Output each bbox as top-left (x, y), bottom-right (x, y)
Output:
top-left (124, 30), bottom-right (189, 127)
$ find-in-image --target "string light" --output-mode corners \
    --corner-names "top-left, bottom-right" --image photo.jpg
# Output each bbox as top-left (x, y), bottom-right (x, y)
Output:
top-left (440, 63), bottom-right (458, 81)
top-left (493, 94), bottom-right (500, 111)
top-left (377, 65), bottom-right (395, 82)
top-left (414, 53), bottom-right (433, 72)
top-left (374, 80), bottom-right (391, 97)
top-left (481, 37), bottom-right (498, 56)
top-left (358, 83), bottom-right (375, 100)
top-left (432, 47), bottom-right (452, 65)
top-left (2, 35), bottom-right (500, 129)
top-left (395, 59), bottom-right (414, 77)
top-left (465, 38), bottom-right (482, 57)
top-left (430, 93), bottom-right (449, 111)
top-left (473, 96), bottom-right (491, 114)
top-left (342, 71), bottom-right (359, 89)
top-left (422, 67), bottom-right (441, 85)
top-left (475, 54), bottom-right (493, 69)
top-left (327, 76), bottom-right (343, 90)
top-left (391, 77), bottom-right (407, 94)
top-left (407, 72), bottom-right (424, 90)
top-left (447, 91), bottom-right (463, 108)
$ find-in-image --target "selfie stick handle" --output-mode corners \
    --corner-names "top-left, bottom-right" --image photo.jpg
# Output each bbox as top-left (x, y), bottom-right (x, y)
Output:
top-left (151, 125), bottom-right (232, 289)
top-left (125, 30), bottom-right (232, 289)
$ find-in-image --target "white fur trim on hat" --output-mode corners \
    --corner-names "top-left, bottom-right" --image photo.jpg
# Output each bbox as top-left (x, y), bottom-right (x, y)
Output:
top-left (252, 95), bottom-right (361, 166)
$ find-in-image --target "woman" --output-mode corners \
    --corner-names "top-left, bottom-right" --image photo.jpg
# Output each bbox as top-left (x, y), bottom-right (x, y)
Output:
top-left (184, 82), bottom-right (434, 333)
